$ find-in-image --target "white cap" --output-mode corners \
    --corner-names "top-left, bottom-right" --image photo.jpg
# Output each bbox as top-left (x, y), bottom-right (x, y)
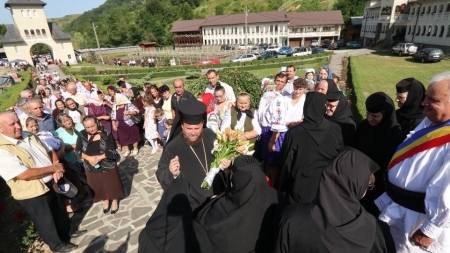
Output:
top-left (305, 68), bottom-right (315, 74)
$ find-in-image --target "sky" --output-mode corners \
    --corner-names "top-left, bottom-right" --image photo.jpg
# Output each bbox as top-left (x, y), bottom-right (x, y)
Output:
top-left (0, 0), bottom-right (107, 24)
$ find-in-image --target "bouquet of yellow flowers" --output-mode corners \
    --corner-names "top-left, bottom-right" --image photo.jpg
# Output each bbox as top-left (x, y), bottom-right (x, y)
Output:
top-left (201, 129), bottom-right (254, 190)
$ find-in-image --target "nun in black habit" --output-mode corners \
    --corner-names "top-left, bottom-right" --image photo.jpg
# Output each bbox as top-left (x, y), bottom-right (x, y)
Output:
top-left (196, 156), bottom-right (285, 253)
top-left (395, 78), bottom-right (426, 136)
top-left (138, 177), bottom-right (213, 253)
top-left (326, 91), bottom-right (356, 146)
top-left (278, 92), bottom-right (343, 204)
top-left (355, 92), bottom-right (404, 216)
top-left (274, 147), bottom-right (395, 253)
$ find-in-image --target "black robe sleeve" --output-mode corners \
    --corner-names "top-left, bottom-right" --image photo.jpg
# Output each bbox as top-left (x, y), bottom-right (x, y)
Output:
top-left (156, 147), bottom-right (176, 191)
top-left (278, 128), bottom-right (296, 190)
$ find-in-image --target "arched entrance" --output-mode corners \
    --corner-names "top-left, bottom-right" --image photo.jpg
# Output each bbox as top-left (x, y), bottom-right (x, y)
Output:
top-left (30, 43), bottom-right (54, 67)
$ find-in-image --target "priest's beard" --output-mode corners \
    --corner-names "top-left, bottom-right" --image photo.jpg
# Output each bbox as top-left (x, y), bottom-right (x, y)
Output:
top-left (182, 130), bottom-right (203, 146)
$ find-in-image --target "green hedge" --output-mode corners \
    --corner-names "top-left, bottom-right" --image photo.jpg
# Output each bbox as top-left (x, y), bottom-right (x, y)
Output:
top-left (0, 69), bottom-right (32, 111)
top-left (348, 56), bottom-right (365, 124)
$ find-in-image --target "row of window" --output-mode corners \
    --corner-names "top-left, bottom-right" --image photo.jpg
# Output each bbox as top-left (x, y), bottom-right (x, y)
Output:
top-left (203, 38), bottom-right (279, 45)
top-left (407, 24), bottom-right (450, 38)
top-left (365, 3), bottom-right (450, 19)
top-left (20, 10), bottom-right (38, 18)
top-left (203, 25), bottom-right (285, 35)
top-left (24, 29), bottom-right (47, 38)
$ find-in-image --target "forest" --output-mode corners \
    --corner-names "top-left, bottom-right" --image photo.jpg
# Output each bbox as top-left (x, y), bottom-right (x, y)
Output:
top-left (0, 0), bottom-right (364, 49)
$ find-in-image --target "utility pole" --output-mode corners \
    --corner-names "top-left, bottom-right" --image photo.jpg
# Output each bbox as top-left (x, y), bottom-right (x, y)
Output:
top-left (244, 7), bottom-right (251, 45)
top-left (92, 23), bottom-right (104, 64)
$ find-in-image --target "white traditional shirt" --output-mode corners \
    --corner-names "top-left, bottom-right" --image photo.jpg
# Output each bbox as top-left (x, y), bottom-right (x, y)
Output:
top-left (257, 90), bottom-right (291, 132)
top-left (288, 93), bottom-right (306, 123)
top-left (205, 81), bottom-right (236, 103)
top-left (375, 117), bottom-right (450, 253)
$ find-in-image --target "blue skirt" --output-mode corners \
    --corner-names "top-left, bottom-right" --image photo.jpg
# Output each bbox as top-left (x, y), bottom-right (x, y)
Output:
top-left (260, 126), bottom-right (286, 167)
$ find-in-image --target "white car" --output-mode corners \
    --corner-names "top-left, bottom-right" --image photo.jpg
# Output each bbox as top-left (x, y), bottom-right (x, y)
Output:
top-left (265, 45), bottom-right (280, 52)
top-left (391, 42), bottom-right (418, 56)
top-left (292, 47), bottom-right (312, 56)
top-left (230, 54), bottom-right (257, 63)
top-left (238, 44), bottom-right (252, 50)
top-left (311, 40), bottom-right (319, 47)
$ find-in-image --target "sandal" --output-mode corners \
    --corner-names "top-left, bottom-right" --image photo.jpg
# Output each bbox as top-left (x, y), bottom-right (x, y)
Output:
top-left (131, 150), bottom-right (139, 156)
top-left (122, 150), bottom-right (130, 157)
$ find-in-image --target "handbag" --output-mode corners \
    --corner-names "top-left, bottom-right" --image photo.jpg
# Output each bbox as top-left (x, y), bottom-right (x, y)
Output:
top-left (130, 113), bottom-right (142, 124)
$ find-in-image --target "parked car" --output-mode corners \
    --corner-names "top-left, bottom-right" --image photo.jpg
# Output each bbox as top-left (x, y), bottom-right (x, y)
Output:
top-left (346, 41), bottom-right (361, 49)
top-left (329, 39), bottom-right (346, 50)
top-left (312, 47), bottom-right (326, 54)
top-left (311, 39), bottom-right (319, 47)
top-left (238, 44), bottom-right (252, 50)
top-left (257, 51), bottom-right (278, 60)
top-left (193, 58), bottom-right (221, 66)
top-left (412, 48), bottom-right (444, 63)
top-left (266, 45), bottom-right (281, 52)
top-left (259, 43), bottom-right (269, 50)
top-left (322, 39), bottom-right (331, 48)
top-left (391, 42), bottom-right (417, 56)
top-left (251, 46), bottom-right (264, 55)
top-left (221, 45), bottom-right (235, 50)
top-left (278, 46), bottom-right (293, 55)
top-left (230, 54), bottom-right (257, 63)
top-left (287, 47), bottom-right (312, 57)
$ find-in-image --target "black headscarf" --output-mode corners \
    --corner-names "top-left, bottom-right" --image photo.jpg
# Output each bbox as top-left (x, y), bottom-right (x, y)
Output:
top-left (365, 92), bottom-right (399, 133)
top-left (326, 91), bottom-right (353, 121)
top-left (196, 155), bottom-right (281, 253)
top-left (311, 147), bottom-right (380, 253)
top-left (302, 92), bottom-right (330, 145)
top-left (138, 178), bottom-right (213, 253)
top-left (325, 79), bottom-right (340, 94)
top-left (396, 78), bottom-right (425, 118)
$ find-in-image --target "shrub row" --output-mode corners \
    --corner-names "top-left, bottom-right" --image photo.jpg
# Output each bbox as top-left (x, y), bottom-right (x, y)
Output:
top-left (348, 56), bottom-right (365, 124)
top-left (64, 52), bottom-right (333, 76)
top-left (0, 70), bottom-right (32, 111)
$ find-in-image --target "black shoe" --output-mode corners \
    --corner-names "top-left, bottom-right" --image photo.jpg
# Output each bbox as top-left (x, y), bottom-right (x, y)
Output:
top-left (69, 229), bottom-right (87, 238)
top-left (103, 201), bottom-right (111, 214)
top-left (111, 202), bottom-right (119, 214)
top-left (53, 242), bottom-right (78, 253)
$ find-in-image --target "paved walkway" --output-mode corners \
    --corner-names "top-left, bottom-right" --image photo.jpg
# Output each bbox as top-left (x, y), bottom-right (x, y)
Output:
top-left (328, 49), bottom-right (375, 78)
top-left (68, 144), bottom-right (163, 253)
top-left (47, 64), bottom-right (68, 79)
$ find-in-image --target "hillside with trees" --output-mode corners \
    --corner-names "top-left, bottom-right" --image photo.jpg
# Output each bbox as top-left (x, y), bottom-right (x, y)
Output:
top-left (61, 0), bottom-right (363, 49)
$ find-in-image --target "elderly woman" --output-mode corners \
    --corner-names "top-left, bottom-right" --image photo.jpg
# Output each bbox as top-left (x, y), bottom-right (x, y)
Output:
top-left (221, 92), bottom-right (260, 150)
top-left (64, 98), bottom-right (86, 125)
top-left (88, 90), bottom-right (113, 134)
top-left (75, 115), bottom-right (123, 214)
top-left (275, 147), bottom-right (395, 253)
top-left (111, 93), bottom-right (141, 157)
top-left (159, 84), bottom-right (173, 120)
top-left (317, 65), bottom-right (333, 81)
top-left (54, 113), bottom-right (85, 166)
top-left (52, 99), bottom-right (66, 119)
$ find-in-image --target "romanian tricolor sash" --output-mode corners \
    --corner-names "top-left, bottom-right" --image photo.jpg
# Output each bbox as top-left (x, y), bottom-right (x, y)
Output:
top-left (387, 119), bottom-right (450, 170)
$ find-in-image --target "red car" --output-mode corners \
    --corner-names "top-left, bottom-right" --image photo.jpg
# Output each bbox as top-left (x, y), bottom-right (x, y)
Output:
top-left (194, 58), bottom-right (221, 66)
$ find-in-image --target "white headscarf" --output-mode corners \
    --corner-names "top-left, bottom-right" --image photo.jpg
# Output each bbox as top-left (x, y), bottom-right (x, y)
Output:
top-left (89, 91), bottom-right (103, 106)
top-left (114, 93), bottom-right (131, 110)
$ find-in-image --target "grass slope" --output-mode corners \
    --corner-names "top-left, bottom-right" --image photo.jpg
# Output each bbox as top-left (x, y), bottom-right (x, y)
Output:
top-left (48, 14), bottom-right (81, 30)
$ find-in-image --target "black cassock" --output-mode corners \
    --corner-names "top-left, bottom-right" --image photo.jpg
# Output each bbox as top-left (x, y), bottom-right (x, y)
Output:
top-left (156, 128), bottom-right (228, 211)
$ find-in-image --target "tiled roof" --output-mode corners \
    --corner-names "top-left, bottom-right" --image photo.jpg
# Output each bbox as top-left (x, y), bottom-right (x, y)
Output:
top-left (171, 10), bottom-right (344, 33)
top-left (287, 10), bottom-right (344, 27)
top-left (5, 0), bottom-right (46, 8)
top-left (48, 22), bottom-right (71, 40)
top-left (0, 24), bottom-right (24, 43)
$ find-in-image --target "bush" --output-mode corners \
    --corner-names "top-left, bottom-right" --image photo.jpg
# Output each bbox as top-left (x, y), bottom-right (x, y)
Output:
top-left (100, 75), bottom-right (117, 86)
top-left (348, 56), bottom-right (365, 124)
top-left (0, 69), bottom-right (32, 111)
top-left (186, 68), bottom-right (262, 108)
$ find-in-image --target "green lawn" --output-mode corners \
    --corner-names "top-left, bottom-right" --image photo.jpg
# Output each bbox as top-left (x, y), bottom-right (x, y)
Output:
top-left (350, 54), bottom-right (450, 120)
top-left (351, 54), bottom-right (450, 101)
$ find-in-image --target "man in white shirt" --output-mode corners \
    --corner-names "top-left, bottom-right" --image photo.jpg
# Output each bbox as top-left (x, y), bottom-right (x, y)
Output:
top-left (205, 69), bottom-right (236, 104)
top-left (65, 82), bottom-right (88, 108)
top-left (375, 71), bottom-right (450, 253)
top-left (283, 65), bottom-right (299, 96)
top-left (0, 112), bottom-right (85, 252)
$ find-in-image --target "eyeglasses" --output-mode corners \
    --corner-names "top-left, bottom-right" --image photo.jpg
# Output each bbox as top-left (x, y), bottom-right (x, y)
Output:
top-left (367, 184), bottom-right (375, 191)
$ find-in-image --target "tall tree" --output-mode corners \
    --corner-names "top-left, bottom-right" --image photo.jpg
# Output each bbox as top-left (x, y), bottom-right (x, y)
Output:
top-left (333, 0), bottom-right (365, 23)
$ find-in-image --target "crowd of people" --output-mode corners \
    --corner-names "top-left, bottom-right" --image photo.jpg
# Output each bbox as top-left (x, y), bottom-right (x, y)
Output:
top-left (0, 64), bottom-right (449, 253)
